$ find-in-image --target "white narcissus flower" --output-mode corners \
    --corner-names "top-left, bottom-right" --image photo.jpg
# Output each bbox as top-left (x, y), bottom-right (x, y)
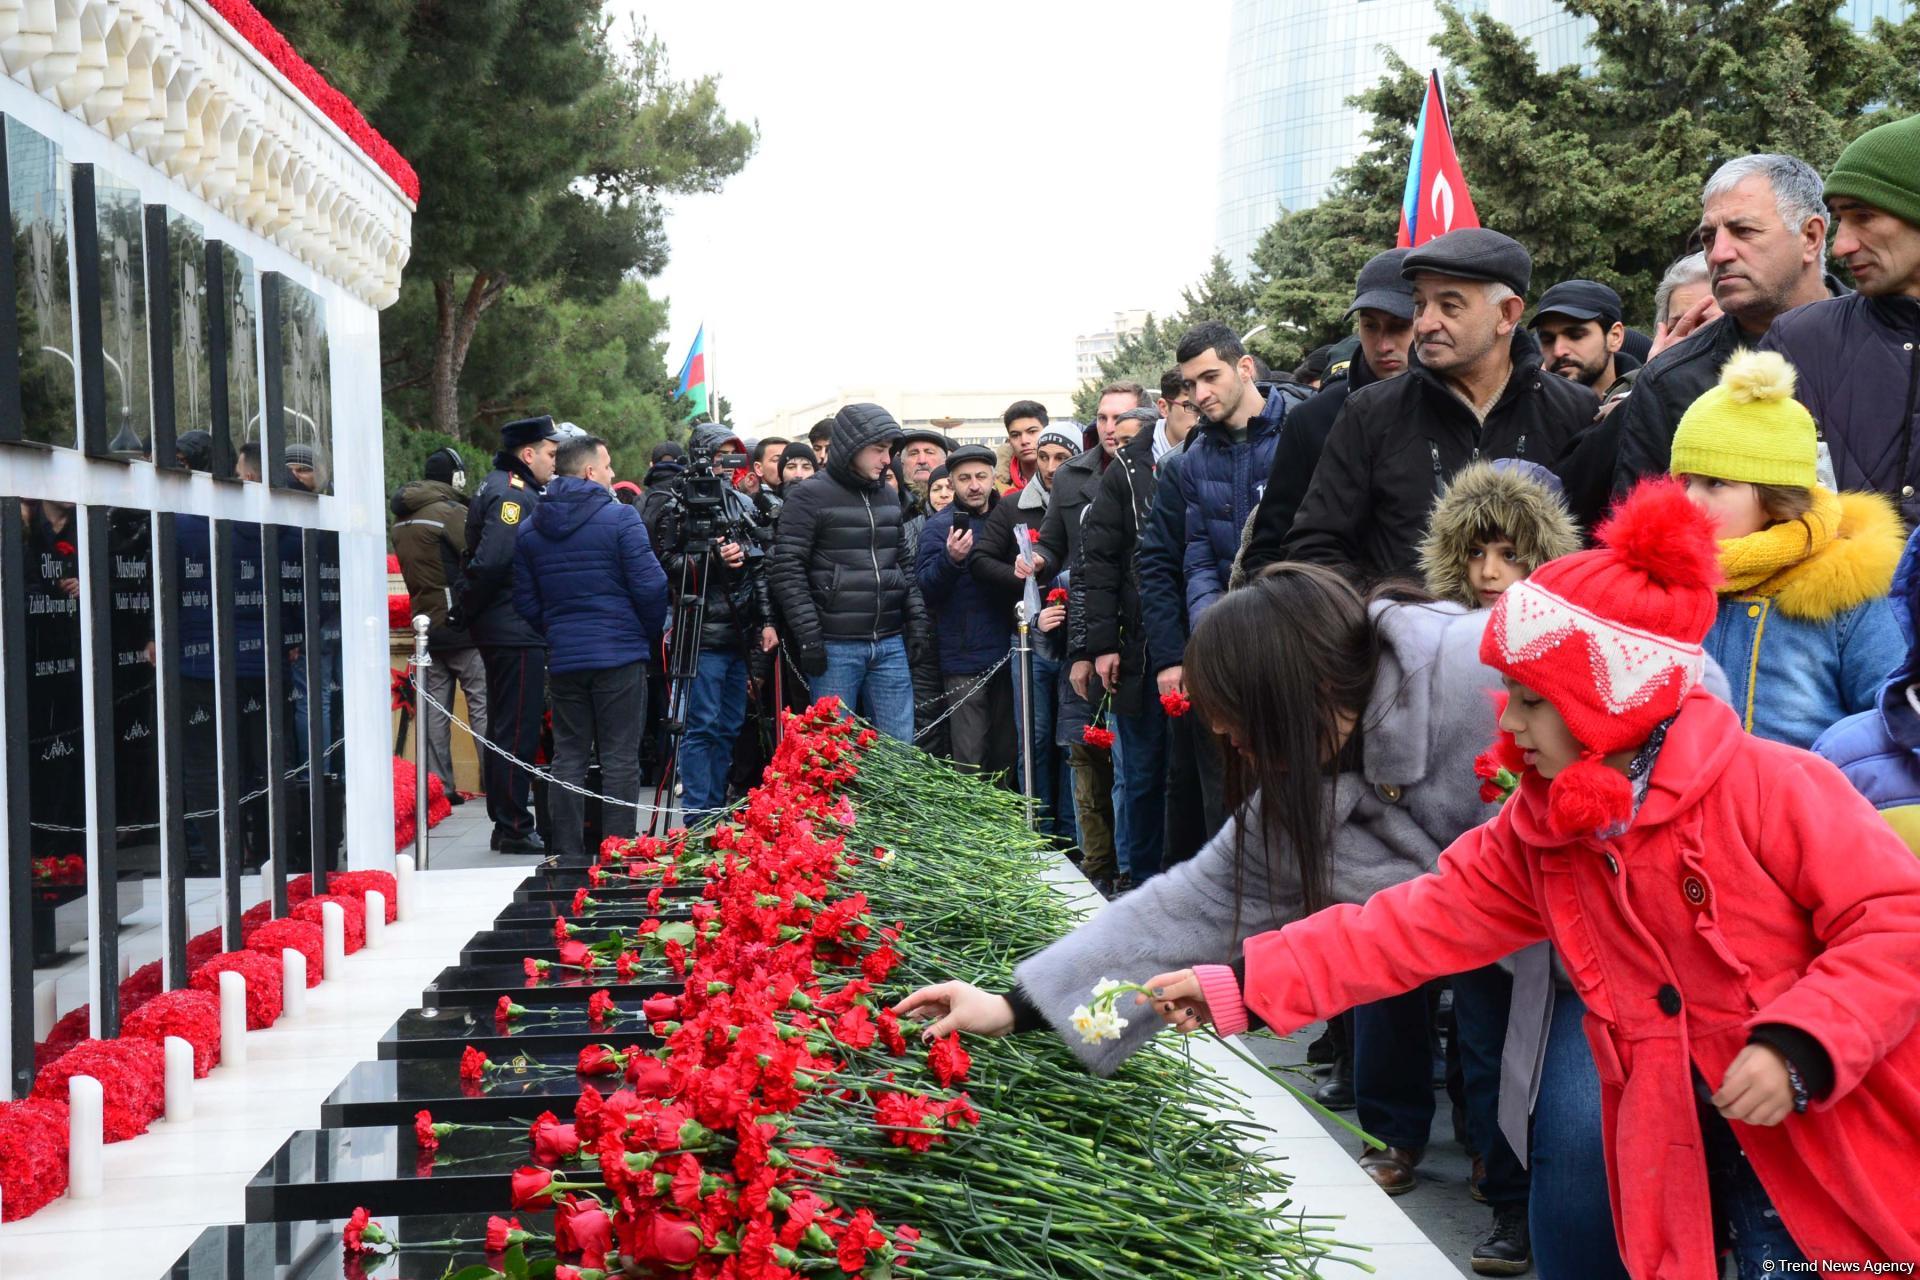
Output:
top-left (1090, 978), bottom-right (1125, 999)
top-left (1069, 1004), bottom-right (1099, 1040)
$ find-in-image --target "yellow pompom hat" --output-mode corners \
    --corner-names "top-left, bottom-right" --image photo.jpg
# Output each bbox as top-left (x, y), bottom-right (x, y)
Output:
top-left (1669, 350), bottom-right (1818, 488)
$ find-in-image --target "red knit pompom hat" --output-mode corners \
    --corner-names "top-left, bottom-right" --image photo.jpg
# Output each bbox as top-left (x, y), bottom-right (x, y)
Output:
top-left (1478, 478), bottom-right (1722, 836)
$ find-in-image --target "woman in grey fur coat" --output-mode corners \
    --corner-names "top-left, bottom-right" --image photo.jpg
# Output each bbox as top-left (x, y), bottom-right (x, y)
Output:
top-left (896, 565), bottom-right (1701, 1280)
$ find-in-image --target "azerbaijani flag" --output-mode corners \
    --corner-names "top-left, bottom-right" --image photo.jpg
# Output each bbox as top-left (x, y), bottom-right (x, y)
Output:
top-left (1396, 71), bottom-right (1480, 248)
top-left (675, 325), bottom-right (709, 422)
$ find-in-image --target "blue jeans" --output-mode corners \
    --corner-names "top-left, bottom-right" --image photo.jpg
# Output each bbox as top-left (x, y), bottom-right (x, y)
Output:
top-left (1353, 987), bottom-right (1439, 1150)
top-left (1012, 647), bottom-right (1076, 844)
top-left (1531, 991), bottom-right (1630, 1280)
top-left (1695, 1075), bottom-right (1809, 1276)
top-left (1113, 703), bottom-right (1167, 882)
top-left (1109, 725), bottom-right (1129, 876)
top-left (1451, 964), bottom-right (1529, 1206)
top-left (816, 636), bottom-right (915, 743)
top-left (680, 649), bottom-right (749, 816)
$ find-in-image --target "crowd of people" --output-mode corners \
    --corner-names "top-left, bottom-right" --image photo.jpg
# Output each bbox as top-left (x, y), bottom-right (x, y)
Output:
top-left (391, 113), bottom-right (1920, 1277)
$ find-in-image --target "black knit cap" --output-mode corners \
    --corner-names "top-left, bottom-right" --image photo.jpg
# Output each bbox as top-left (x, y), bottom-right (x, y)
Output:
top-left (1401, 228), bottom-right (1532, 296)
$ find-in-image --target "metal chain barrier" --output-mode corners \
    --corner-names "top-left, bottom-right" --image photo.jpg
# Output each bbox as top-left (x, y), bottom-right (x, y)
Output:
top-left (775, 637), bottom-right (1009, 746)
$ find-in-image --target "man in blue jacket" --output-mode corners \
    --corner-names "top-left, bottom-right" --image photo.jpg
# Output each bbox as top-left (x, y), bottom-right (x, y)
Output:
top-left (513, 432), bottom-right (669, 863)
top-left (917, 445), bottom-right (1013, 777)
top-left (1172, 321), bottom-right (1302, 625)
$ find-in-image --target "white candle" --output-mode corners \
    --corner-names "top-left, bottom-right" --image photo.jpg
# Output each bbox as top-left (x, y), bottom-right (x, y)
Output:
top-left (281, 949), bottom-right (308, 1018)
top-left (33, 981), bottom-right (57, 1040)
top-left (68, 1075), bottom-right (104, 1198)
top-left (163, 1036), bottom-right (195, 1121)
top-left (364, 891), bottom-right (386, 948)
top-left (395, 854), bottom-right (416, 922)
top-left (219, 970), bottom-right (248, 1067)
top-left (321, 900), bottom-right (347, 979)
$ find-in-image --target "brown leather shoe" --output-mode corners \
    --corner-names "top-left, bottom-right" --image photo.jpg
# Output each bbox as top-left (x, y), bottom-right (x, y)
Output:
top-left (1358, 1145), bottom-right (1424, 1195)
top-left (1470, 1153), bottom-right (1488, 1204)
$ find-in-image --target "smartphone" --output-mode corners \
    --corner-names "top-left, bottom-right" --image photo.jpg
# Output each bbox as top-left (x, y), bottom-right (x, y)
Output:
top-left (951, 510), bottom-right (971, 534)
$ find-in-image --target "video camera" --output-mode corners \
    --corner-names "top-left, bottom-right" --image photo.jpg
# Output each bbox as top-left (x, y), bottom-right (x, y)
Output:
top-left (672, 440), bottom-right (754, 546)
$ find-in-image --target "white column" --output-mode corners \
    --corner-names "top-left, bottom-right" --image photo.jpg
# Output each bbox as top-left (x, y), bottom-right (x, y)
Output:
top-left (321, 900), bottom-right (347, 978)
top-left (363, 891), bottom-right (386, 948)
top-left (394, 853), bottom-right (416, 922)
top-left (163, 1036), bottom-right (195, 1121)
top-left (281, 949), bottom-right (308, 1018)
top-left (68, 1075), bottom-right (105, 1198)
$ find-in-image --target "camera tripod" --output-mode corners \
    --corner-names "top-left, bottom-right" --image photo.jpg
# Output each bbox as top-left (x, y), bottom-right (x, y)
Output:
top-left (648, 539), bottom-right (711, 835)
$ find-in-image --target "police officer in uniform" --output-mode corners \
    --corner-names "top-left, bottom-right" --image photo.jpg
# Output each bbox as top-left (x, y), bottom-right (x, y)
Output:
top-left (452, 414), bottom-right (560, 854)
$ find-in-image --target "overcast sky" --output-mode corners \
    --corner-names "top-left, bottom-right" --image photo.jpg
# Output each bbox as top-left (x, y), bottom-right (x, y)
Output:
top-left (616, 1), bottom-right (1231, 425)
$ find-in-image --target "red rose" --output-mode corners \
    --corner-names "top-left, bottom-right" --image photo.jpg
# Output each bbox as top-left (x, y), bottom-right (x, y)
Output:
top-left (530, 1111), bottom-right (581, 1163)
top-left (413, 1109), bottom-right (439, 1153)
top-left (577, 1044), bottom-right (622, 1076)
top-left (459, 1045), bottom-right (490, 1081)
top-left (627, 1053), bottom-right (673, 1098)
top-left (510, 1165), bottom-right (556, 1209)
top-left (565, 1203), bottom-right (613, 1268)
top-left (648, 1213), bottom-right (701, 1265)
top-left (927, 1032), bottom-right (972, 1087)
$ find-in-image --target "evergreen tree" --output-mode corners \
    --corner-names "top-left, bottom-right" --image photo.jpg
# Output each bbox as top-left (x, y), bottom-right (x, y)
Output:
top-left (1248, 0), bottom-right (1920, 368)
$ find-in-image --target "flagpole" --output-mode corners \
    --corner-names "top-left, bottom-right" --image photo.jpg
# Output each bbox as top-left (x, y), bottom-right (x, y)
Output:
top-left (709, 320), bottom-right (717, 425)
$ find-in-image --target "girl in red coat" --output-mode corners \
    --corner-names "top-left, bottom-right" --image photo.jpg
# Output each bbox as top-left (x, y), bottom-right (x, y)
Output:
top-left (1149, 480), bottom-right (1920, 1278)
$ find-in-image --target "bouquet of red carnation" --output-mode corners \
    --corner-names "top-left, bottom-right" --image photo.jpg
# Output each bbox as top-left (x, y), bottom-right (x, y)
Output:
top-left (121, 989), bottom-right (222, 1075)
top-left (1473, 692), bottom-right (1527, 805)
top-left (1082, 692), bottom-right (1116, 749)
top-left (246, 917), bottom-right (326, 985)
top-left (186, 926), bottom-right (226, 968)
top-left (1159, 689), bottom-right (1191, 718)
top-left (293, 892), bottom-right (368, 952)
top-left (0, 1098), bottom-right (70, 1220)
top-left (329, 870), bottom-right (400, 923)
top-left (190, 950), bottom-right (286, 1029)
top-left (118, 959), bottom-right (165, 1016)
top-left (1045, 587), bottom-right (1067, 607)
top-left (32, 1038), bottom-right (166, 1142)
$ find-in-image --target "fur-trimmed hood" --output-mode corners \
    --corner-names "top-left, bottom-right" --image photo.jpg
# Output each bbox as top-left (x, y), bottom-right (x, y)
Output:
top-left (1419, 461), bottom-right (1582, 608)
top-left (1746, 488), bottom-right (1905, 621)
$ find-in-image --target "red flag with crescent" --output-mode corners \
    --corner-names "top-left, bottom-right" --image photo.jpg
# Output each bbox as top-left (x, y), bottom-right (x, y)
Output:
top-left (1396, 71), bottom-right (1480, 247)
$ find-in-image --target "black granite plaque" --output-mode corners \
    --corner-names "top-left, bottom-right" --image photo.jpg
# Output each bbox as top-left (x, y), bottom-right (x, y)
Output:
top-left (377, 1003), bottom-right (662, 1063)
top-left (456, 927), bottom-right (678, 969)
top-left (245, 1124), bottom-right (529, 1221)
top-left (166, 1213), bottom-right (557, 1280)
top-left (321, 1059), bottom-right (601, 1128)
top-left (491, 896), bottom-right (688, 930)
top-left (421, 962), bottom-right (677, 1011)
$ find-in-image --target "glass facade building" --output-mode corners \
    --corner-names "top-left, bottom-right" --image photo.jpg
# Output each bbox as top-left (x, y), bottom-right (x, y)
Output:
top-left (1214, 0), bottom-right (1913, 269)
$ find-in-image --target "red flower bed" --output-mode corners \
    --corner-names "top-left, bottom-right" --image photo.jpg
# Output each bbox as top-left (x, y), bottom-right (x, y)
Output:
top-left (284, 874), bottom-right (318, 907)
top-left (388, 593), bottom-right (413, 630)
top-left (293, 892), bottom-right (367, 952)
top-left (120, 960), bottom-right (165, 1016)
top-left (393, 756), bottom-right (452, 852)
top-left (35, 1004), bottom-right (92, 1071)
top-left (201, 0), bottom-right (421, 202)
top-left (190, 951), bottom-right (285, 1029)
top-left (187, 927), bottom-right (226, 968)
top-left (245, 918), bottom-right (326, 985)
top-left (0, 1098), bottom-right (70, 1220)
top-left (32, 1038), bottom-right (166, 1142)
top-left (121, 989), bottom-right (223, 1076)
top-left (328, 870), bottom-right (399, 923)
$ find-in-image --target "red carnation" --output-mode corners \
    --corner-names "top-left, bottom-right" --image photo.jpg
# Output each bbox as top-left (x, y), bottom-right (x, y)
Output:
top-left (1082, 725), bottom-right (1115, 749)
top-left (927, 1032), bottom-right (972, 1087)
top-left (245, 918), bottom-right (325, 986)
top-left (838, 1207), bottom-right (885, 1274)
top-left (1160, 689), bottom-right (1192, 718)
top-left (874, 1091), bottom-right (944, 1152)
top-left (459, 1045), bottom-right (490, 1081)
top-left (414, 1109), bottom-right (440, 1154)
top-left (342, 1206), bottom-right (388, 1253)
top-left (485, 1214), bottom-right (524, 1252)
top-left (570, 887), bottom-right (590, 914)
top-left (1046, 586), bottom-right (1068, 606)
top-left (1025, 527), bottom-right (1040, 544)
top-left (587, 989), bottom-right (615, 1025)
top-left (0, 1098), bottom-right (70, 1221)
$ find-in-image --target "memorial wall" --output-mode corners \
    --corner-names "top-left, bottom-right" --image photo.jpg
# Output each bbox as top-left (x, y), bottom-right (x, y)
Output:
top-left (0, 0), bottom-right (414, 1101)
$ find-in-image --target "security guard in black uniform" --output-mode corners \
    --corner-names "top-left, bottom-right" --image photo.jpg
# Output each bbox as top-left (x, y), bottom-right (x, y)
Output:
top-left (452, 415), bottom-right (560, 854)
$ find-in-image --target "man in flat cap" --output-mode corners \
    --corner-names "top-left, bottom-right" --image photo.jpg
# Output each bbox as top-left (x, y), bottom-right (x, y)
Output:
top-left (454, 413), bottom-right (561, 854)
top-left (1284, 227), bottom-right (1598, 581)
top-left (1530, 278), bottom-right (1640, 404)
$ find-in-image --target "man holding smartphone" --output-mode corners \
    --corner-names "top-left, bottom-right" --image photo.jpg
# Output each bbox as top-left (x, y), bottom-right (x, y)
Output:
top-left (915, 444), bottom-right (1013, 776)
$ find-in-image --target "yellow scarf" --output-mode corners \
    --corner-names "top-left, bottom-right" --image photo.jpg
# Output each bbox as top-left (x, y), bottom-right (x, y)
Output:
top-left (1716, 486), bottom-right (1840, 595)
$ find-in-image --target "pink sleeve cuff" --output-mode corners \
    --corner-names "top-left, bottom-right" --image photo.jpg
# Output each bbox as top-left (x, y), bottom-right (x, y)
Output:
top-left (1194, 964), bottom-right (1250, 1038)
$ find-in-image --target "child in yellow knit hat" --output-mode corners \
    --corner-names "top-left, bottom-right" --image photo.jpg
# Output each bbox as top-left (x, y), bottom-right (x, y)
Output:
top-left (1670, 349), bottom-right (1906, 747)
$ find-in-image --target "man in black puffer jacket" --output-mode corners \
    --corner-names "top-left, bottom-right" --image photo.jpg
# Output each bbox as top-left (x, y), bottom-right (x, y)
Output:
top-left (769, 403), bottom-right (930, 742)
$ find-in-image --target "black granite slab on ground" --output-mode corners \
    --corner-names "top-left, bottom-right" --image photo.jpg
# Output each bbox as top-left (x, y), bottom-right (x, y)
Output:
top-left (456, 927), bottom-right (683, 970)
top-left (421, 962), bottom-right (676, 1010)
top-left (378, 1003), bottom-right (660, 1062)
top-left (167, 1212), bottom-right (559, 1279)
top-left (247, 1123), bottom-right (567, 1221)
top-left (322, 1058), bottom-right (607, 1127)
top-left (510, 868), bottom-right (704, 904)
top-left (493, 897), bottom-right (688, 929)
